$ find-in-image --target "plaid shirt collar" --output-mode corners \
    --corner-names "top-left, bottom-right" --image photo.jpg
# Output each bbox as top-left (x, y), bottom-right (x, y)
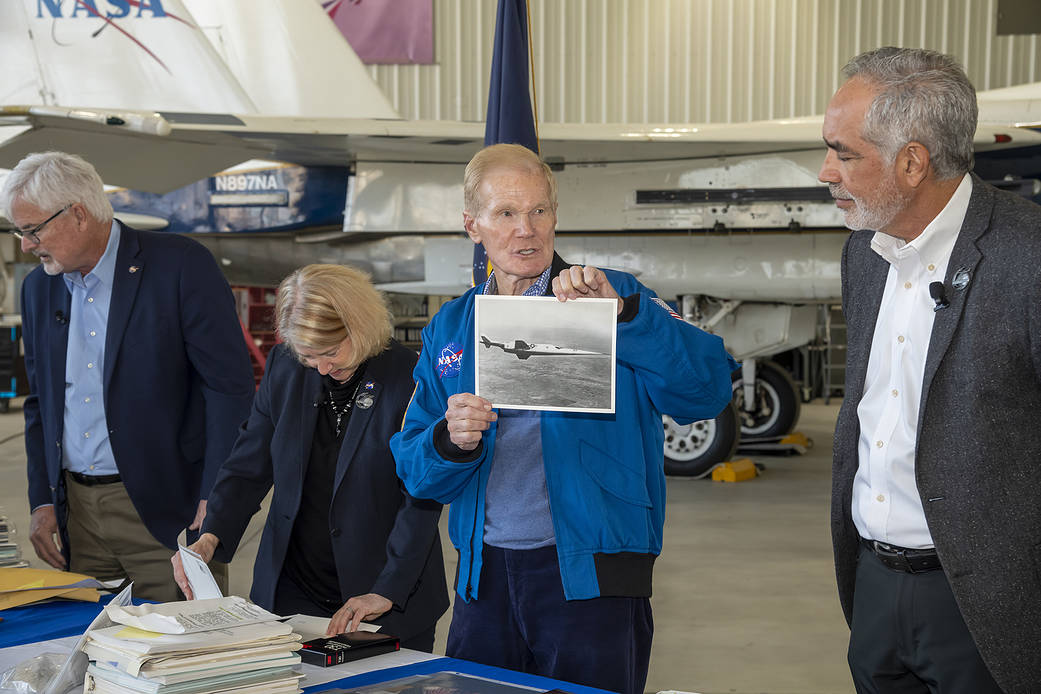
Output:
top-left (482, 265), bottom-right (552, 297)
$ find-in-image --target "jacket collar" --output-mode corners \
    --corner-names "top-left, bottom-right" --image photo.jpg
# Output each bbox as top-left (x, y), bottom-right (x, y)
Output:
top-left (543, 252), bottom-right (570, 296)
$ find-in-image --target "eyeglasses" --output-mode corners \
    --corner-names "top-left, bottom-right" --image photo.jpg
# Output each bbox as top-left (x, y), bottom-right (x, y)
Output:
top-left (10, 205), bottom-right (71, 245)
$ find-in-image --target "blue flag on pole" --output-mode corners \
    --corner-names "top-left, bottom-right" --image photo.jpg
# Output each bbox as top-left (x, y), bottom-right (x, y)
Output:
top-left (473, 0), bottom-right (539, 286)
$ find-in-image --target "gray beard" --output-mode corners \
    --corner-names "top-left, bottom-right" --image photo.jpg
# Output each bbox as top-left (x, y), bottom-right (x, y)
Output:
top-left (831, 179), bottom-right (908, 233)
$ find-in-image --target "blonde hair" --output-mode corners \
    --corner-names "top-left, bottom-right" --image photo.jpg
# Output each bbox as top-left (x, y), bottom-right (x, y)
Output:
top-left (275, 264), bottom-right (392, 367)
top-left (463, 143), bottom-right (557, 215)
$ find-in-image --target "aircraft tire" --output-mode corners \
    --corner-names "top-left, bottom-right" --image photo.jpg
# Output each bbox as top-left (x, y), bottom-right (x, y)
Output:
top-left (663, 401), bottom-right (740, 477)
top-left (731, 361), bottom-right (800, 439)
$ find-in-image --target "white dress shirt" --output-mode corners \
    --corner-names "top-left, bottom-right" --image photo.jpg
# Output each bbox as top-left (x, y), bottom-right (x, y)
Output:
top-left (852, 174), bottom-right (972, 549)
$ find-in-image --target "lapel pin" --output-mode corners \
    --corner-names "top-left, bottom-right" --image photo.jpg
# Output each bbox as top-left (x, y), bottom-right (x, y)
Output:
top-left (355, 392), bottom-right (374, 409)
top-left (128, 265), bottom-right (139, 274)
top-left (952, 267), bottom-right (970, 291)
top-left (364, 381), bottom-right (374, 390)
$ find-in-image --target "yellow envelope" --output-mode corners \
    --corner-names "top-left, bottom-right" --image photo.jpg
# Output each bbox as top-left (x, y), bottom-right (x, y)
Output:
top-left (0, 568), bottom-right (102, 610)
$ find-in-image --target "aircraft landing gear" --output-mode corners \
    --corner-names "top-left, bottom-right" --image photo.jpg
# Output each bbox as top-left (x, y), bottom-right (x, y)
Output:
top-left (663, 295), bottom-right (805, 476)
top-left (662, 360), bottom-right (801, 476)
top-left (663, 401), bottom-right (739, 477)
top-left (731, 359), bottom-right (800, 438)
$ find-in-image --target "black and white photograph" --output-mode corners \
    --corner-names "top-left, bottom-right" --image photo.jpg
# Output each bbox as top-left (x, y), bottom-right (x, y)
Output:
top-left (474, 295), bottom-right (616, 413)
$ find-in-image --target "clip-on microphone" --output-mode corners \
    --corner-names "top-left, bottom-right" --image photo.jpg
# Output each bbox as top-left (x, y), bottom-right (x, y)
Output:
top-left (929, 281), bottom-right (949, 312)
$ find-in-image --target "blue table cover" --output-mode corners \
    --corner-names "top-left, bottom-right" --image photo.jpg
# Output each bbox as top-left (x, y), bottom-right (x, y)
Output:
top-left (0, 594), bottom-right (121, 648)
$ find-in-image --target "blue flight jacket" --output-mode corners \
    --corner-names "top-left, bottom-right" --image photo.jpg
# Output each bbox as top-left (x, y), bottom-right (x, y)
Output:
top-left (391, 263), bottom-right (737, 601)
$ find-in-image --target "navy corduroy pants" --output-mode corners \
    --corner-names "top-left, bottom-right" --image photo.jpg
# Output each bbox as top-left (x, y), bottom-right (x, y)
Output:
top-left (447, 543), bottom-right (653, 694)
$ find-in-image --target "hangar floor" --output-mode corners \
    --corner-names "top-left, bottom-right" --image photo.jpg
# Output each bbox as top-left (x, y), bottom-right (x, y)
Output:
top-left (0, 400), bottom-right (854, 694)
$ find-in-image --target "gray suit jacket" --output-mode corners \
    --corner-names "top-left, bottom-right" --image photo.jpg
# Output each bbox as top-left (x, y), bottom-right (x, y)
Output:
top-left (833, 176), bottom-right (1041, 693)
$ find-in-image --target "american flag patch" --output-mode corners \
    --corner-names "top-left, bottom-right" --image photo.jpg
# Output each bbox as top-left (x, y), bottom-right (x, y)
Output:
top-left (652, 297), bottom-right (683, 320)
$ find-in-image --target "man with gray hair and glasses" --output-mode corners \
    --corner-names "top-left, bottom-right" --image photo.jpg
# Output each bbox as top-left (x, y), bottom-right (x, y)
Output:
top-left (2, 151), bottom-right (254, 600)
top-left (822, 47), bottom-right (1041, 693)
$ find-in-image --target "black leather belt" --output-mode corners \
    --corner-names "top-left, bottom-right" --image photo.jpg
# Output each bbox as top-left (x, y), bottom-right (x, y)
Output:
top-left (861, 537), bottom-right (941, 573)
top-left (66, 470), bottom-right (122, 486)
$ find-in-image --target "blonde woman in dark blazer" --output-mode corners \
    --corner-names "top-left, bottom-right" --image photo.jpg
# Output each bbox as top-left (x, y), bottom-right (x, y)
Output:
top-left (173, 264), bottom-right (448, 650)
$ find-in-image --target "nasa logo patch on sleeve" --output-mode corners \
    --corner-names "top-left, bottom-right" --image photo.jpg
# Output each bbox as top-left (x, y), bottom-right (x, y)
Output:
top-left (437, 341), bottom-right (464, 379)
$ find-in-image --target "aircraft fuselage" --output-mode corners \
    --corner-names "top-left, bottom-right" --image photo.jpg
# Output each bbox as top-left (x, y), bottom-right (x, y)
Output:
top-left (480, 336), bottom-right (604, 360)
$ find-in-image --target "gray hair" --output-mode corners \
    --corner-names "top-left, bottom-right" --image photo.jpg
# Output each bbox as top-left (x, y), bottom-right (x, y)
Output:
top-left (0, 151), bottom-right (114, 224)
top-left (843, 47), bottom-right (977, 180)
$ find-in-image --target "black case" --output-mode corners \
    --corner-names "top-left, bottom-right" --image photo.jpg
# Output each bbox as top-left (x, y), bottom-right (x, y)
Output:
top-left (299, 631), bottom-right (400, 667)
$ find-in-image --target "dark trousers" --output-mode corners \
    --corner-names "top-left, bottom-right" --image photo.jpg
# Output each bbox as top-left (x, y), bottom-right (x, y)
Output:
top-left (273, 571), bottom-right (436, 653)
top-left (447, 543), bottom-right (653, 694)
top-left (848, 544), bottom-right (1002, 694)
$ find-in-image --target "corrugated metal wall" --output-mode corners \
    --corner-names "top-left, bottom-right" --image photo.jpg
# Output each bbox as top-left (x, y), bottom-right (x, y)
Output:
top-left (367, 0), bottom-right (1040, 123)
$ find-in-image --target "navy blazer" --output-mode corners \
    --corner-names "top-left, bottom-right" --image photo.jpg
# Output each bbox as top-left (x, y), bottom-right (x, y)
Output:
top-left (21, 223), bottom-right (255, 553)
top-left (203, 341), bottom-right (449, 642)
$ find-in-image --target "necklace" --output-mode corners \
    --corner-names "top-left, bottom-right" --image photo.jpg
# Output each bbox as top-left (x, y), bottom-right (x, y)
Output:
top-left (326, 378), bottom-right (364, 437)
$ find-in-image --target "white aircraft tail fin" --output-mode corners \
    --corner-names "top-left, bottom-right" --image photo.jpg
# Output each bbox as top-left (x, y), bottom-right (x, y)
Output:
top-left (0, 0), bottom-right (256, 113)
top-left (182, 0), bottom-right (399, 119)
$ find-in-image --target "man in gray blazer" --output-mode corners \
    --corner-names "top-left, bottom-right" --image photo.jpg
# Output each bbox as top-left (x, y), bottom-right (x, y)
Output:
top-left (822, 47), bottom-right (1041, 693)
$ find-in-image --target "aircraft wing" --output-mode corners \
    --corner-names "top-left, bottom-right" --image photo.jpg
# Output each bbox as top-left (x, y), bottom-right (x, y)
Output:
top-left (977, 80), bottom-right (1041, 121)
top-left (3, 105), bottom-right (1040, 194)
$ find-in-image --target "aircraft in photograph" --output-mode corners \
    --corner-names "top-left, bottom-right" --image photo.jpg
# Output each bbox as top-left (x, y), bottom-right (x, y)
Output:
top-left (3, 0), bottom-right (1041, 474)
top-left (480, 336), bottom-right (606, 360)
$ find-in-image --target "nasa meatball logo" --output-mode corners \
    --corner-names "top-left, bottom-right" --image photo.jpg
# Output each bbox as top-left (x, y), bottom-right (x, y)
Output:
top-left (437, 342), bottom-right (464, 379)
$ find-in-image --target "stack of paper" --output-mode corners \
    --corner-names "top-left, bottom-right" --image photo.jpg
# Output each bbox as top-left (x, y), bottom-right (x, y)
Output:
top-left (81, 597), bottom-right (304, 694)
top-left (0, 509), bottom-right (28, 568)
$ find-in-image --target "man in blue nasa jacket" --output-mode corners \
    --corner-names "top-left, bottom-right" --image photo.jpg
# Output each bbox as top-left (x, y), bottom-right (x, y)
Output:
top-left (392, 143), bottom-right (737, 694)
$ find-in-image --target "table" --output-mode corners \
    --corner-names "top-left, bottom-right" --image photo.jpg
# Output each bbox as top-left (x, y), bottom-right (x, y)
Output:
top-left (1, 599), bottom-right (610, 694)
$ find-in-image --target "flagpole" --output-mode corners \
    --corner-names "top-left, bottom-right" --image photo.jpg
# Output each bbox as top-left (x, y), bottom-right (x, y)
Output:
top-left (472, 0), bottom-right (542, 287)
top-left (524, 0), bottom-right (540, 154)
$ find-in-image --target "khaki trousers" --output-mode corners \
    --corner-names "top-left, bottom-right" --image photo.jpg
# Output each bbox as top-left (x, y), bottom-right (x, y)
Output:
top-left (65, 474), bottom-right (228, 602)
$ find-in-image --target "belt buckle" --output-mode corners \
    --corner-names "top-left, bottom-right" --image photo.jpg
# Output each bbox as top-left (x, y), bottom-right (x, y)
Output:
top-left (873, 540), bottom-right (937, 573)
top-left (871, 540), bottom-right (898, 558)
top-left (902, 550), bottom-right (923, 574)
top-left (870, 540), bottom-right (912, 573)
top-left (882, 543), bottom-right (916, 573)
